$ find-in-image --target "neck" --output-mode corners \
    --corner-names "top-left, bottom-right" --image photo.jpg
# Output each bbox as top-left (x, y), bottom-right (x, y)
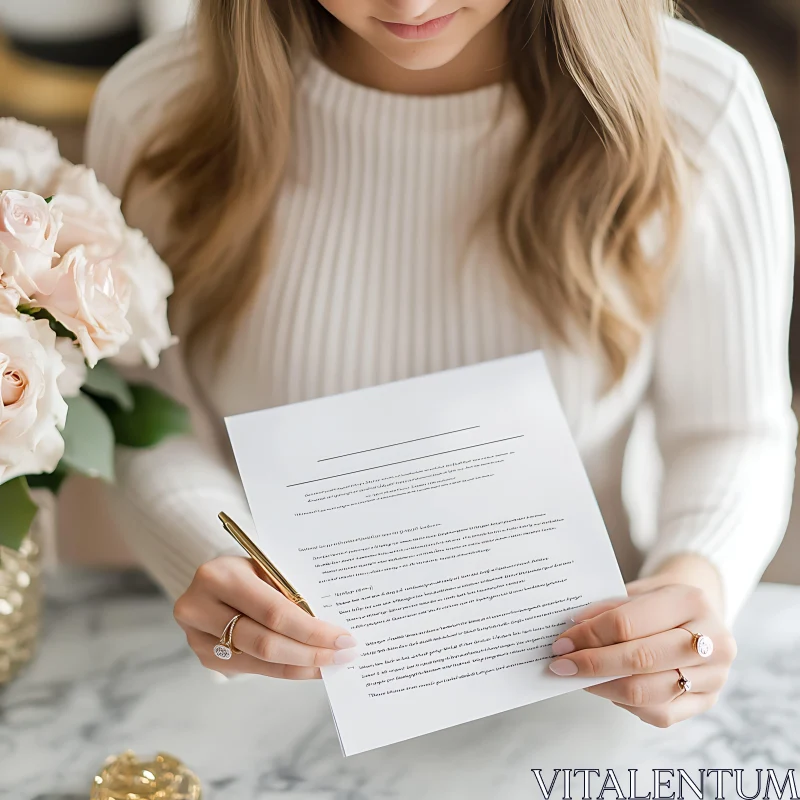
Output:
top-left (323, 18), bottom-right (508, 95)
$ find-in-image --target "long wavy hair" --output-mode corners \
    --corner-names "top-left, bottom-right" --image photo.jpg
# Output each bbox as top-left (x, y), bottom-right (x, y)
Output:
top-left (130, 0), bottom-right (685, 380)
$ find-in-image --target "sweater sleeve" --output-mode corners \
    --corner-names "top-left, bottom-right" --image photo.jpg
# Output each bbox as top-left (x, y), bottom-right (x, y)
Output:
top-left (84, 33), bottom-right (255, 599)
top-left (639, 56), bottom-right (797, 624)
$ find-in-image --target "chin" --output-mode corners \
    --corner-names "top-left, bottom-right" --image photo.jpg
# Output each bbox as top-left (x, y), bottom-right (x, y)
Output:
top-left (376, 41), bottom-right (467, 72)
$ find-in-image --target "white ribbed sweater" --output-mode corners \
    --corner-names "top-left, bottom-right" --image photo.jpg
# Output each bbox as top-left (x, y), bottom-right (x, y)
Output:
top-left (85, 18), bottom-right (796, 623)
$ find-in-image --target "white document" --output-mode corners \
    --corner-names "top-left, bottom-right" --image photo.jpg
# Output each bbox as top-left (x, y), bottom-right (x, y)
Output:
top-left (225, 352), bottom-right (627, 756)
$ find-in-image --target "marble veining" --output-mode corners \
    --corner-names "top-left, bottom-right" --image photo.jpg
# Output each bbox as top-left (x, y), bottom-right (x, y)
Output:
top-left (1, 573), bottom-right (798, 800)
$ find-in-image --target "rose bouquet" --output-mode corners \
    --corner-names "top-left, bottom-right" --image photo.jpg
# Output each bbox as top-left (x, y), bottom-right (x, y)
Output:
top-left (0, 118), bottom-right (186, 550)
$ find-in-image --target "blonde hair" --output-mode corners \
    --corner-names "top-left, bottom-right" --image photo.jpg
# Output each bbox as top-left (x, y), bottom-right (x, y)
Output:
top-left (132, 0), bottom-right (684, 380)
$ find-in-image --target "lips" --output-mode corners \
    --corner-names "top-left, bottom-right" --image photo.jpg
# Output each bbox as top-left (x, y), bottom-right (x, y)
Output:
top-left (378, 10), bottom-right (458, 40)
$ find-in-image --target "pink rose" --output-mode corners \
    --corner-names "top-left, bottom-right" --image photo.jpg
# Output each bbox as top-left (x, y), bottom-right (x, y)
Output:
top-left (55, 338), bottom-right (87, 398)
top-left (0, 190), bottom-right (62, 300)
top-left (0, 287), bottom-right (20, 315)
top-left (0, 118), bottom-right (63, 195)
top-left (112, 229), bottom-right (177, 369)
top-left (48, 166), bottom-right (176, 367)
top-left (0, 314), bottom-right (67, 484)
top-left (39, 246), bottom-right (131, 368)
top-left (48, 164), bottom-right (126, 259)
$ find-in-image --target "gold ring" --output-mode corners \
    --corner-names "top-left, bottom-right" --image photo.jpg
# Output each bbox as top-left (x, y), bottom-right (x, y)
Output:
top-left (214, 613), bottom-right (243, 660)
top-left (679, 626), bottom-right (714, 658)
top-left (676, 667), bottom-right (692, 694)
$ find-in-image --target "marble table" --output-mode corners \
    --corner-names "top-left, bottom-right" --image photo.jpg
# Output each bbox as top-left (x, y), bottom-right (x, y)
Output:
top-left (1, 574), bottom-right (798, 799)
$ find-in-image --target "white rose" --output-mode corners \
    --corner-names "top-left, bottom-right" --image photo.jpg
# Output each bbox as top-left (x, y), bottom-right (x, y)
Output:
top-left (39, 246), bottom-right (131, 368)
top-left (48, 164), bottom-right (127, 258)
top-left (55, 338), bottom-right (87, 398)
top-left (112, 229), bottom-right (177, 369)
top-left (0, 190), bottom-right (62, 300)
top-left (0, 118), bottom-right (63, 194)
top-left (0, 314), bottom-right (67, 484)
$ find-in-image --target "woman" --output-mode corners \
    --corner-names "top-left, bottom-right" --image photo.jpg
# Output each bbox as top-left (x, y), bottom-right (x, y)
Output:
top-left (86, 0), bottom-right (795, 730)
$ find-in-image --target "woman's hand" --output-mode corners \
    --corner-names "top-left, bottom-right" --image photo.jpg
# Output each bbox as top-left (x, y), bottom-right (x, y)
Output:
top-left (174, 556), bottom-right (358, 679)
top-left (548, 556), bottom-right (737, 727)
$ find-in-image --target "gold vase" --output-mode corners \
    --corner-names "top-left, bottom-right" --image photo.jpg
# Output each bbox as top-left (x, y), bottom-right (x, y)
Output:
top-left (92, 752), bottom-right (203, 800)
top-left (0, 490), bottom-right (55, 685)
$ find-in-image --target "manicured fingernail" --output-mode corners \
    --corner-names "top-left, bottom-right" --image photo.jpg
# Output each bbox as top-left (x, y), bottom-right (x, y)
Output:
top-left (333, 648), bottom-right (357, 665)
top-left (335, 634), bottom-right (358, 649)
top-left (552, 637), bottom-right (575, 656)
top-left (549, 659), bottom-right (578, 676)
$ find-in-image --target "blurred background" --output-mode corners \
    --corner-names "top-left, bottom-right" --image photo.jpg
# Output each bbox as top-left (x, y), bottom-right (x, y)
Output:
top-left (0, 0), bottom-right (797, 585)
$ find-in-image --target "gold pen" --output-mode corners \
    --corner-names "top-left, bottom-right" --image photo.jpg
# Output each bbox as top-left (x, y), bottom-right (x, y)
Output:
top-left (218, 512), bottom-right (315, 616)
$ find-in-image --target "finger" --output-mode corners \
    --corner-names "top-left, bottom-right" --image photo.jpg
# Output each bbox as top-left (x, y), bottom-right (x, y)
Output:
top-left (584, 665), bottom-right (729, 706)
top-left (189, 630), bottom-right (322, 679)
top-left (554, 585), bottom-right (711, 653)
top-left (227, 616), bottom-right (358, 667)
top-left (571, 596), bottom-right (630, 624)
top-left (549, 625), bottom-right (716, 678)
top-left (625, 577), bottom-right (670, 596)
top-left (612, 691), bottom-right (719, 728)
top-left (192, 557), bottom-right (355, 649)
top-left (176, 595), bottom-right (357, 666)
top-left (174, 593), bottom-right (244, 636)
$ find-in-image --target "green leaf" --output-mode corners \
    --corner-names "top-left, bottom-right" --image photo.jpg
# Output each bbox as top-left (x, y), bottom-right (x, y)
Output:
top-left (26, 467), bottom-right (69, 494)
top-left (44, 195), bottom-right (53, 204)
top-left (100, 383), bottom-right (190, 448)
top-left (61, 393), bottom-right (115, 481)
top-left (18, 306), bottom-right (76, 340)
top-left (0, 477), bottom-right (38, 551)
top-left (81, 361), bottom-right (134, 411)
top-left (48, 317), bottom-right (77, 340)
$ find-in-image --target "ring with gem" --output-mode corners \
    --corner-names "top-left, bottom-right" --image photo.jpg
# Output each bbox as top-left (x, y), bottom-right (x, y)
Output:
top-left (676, 667), bottom-right (692, 694)
top-left (679, 626), bottom-right (714, 658)
top-left (214, 613), bottom-right (243, 660)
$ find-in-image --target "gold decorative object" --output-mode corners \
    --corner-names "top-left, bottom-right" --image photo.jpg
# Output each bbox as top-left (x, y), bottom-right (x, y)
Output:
top-left (0, 493), bottom-right (52, 685)
top-left (91, 751), bottom-right (202, 800)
